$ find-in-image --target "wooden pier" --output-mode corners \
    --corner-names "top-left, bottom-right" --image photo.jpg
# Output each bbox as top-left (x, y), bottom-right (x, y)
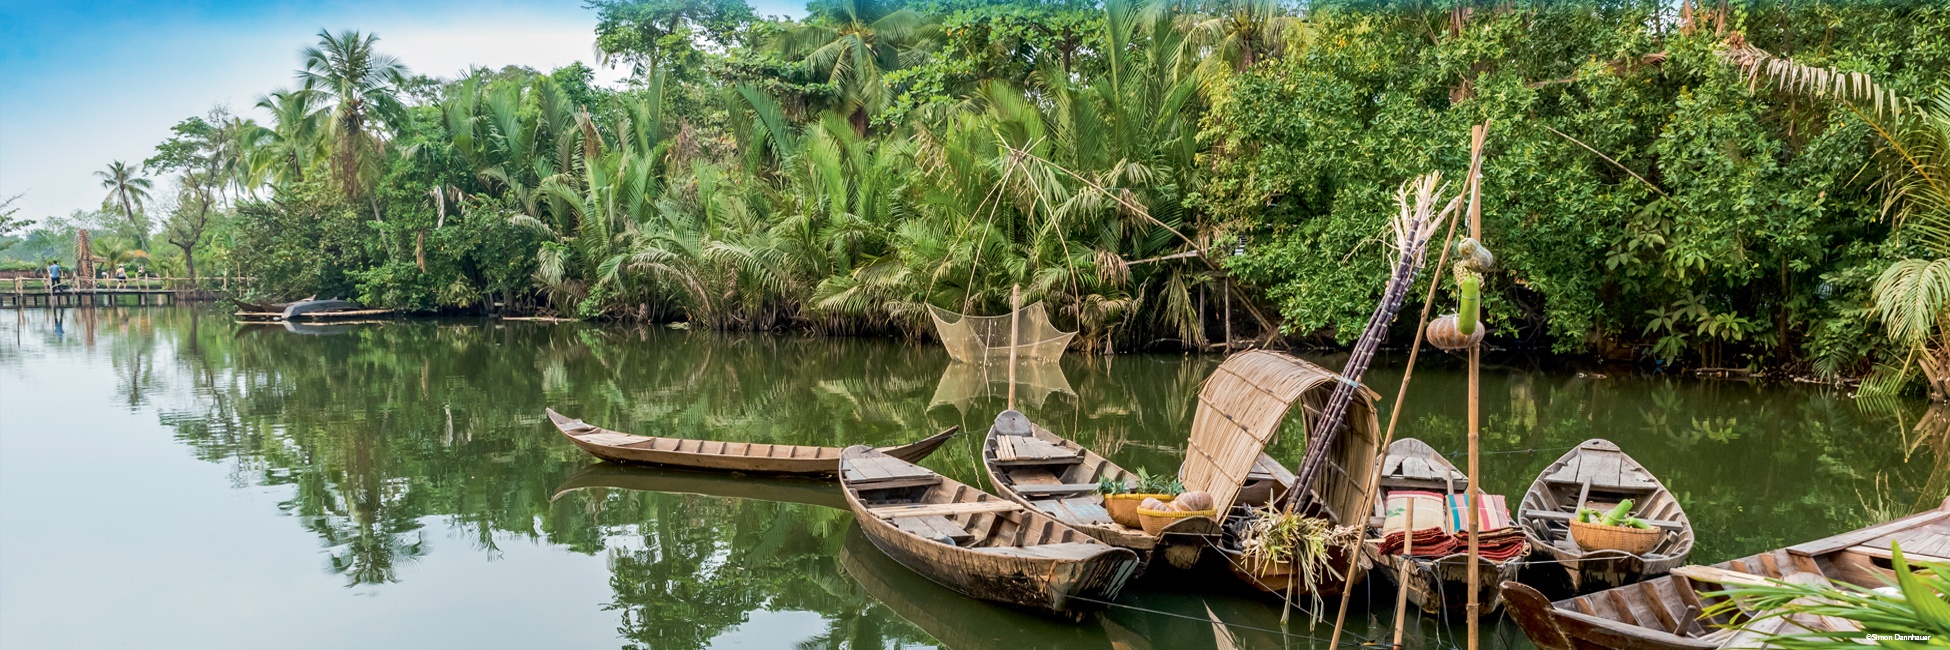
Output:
top-left (2, 276), bottom-right (252, 308)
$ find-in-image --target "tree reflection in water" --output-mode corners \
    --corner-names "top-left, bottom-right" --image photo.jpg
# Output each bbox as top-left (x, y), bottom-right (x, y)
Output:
top-left (25, 306), bottom-right (1937, 648)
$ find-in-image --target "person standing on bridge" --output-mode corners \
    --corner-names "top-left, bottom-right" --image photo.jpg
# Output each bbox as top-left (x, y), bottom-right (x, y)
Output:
top-left (46, 261), bottom-right (61, 291)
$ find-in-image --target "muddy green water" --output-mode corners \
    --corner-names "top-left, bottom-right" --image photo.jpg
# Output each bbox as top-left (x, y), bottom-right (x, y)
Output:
top-left (1, 306), bottom-right (1942, 649)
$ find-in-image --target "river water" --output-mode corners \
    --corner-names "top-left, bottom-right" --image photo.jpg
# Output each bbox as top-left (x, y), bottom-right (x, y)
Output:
top-left (1, 306), bottom-right (1942, 649)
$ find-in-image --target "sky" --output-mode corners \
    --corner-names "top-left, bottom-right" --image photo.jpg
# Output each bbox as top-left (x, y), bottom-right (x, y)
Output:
top-left (0, 0), bottom-right (802, 227)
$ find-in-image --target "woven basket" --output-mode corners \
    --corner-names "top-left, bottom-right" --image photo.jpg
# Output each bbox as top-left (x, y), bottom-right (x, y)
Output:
top-left (1106, 493), bottom-right (1172, 529)
top-left (1136, 507), bottom-right (1218, 536)
top-left (1426, 314), bottom-right (1485, 351)
top-left (1570, 520), bottom-right (1662, 555)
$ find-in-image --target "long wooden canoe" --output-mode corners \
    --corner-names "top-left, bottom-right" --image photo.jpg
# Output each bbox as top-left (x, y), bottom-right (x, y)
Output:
top-left (545, 408), bottom-right (957, 476)
top-left (233, 295), bottom-right (312, 313)
top-left (840, 445), bottom-right (1140, 617)
top-left (1362, 438), bottom-right (1521, 619)
top-left (1518, 439), bottom-right (1694, 594)
top-left (550, 462), bottom-right (848, 509)
top-left (980, 409), bottom-right (1221, 570)
top-left (1503, 497), bottom-right (1950, 650)
top-left (837, 526), bottom-right (1108, 650)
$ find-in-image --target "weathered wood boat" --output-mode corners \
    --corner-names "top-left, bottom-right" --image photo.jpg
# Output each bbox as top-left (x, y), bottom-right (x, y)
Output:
top-left (839, 445), bottom-right (1140, 617)
top-left (1518, 439), bottom-right (1694, 594)
top-left (1502, 497), bottom-right (1950, 650)
top-left (980, 409), bottom-right (1222, 570)
top-left (545, 408), bottom-right (957, 476)
top-left (1363, 438), bottom-right (1521, 619)
top-left (550, 462), bottom-right (848, 509)
top-left (233, 295), bottom-right (312, 314)
top-left (1178, 351), bottom-right (1381, 599)
top-left (837, 527), bottom-right (1109, 650)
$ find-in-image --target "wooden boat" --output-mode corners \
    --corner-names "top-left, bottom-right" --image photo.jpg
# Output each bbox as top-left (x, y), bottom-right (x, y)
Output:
top-left (1503, 497), bottom-right (1950, 650)
top-left (980, 409), bottom-right (1221, 570)
top-left (545, 408), bottom-right (957, 476)
top-left (837, 527), bottom-right (1110, 650)
top-left (1518, 439), bottom-right (1694, 594)
top-left (839, 445), bottom-right (1140, 617)
top-left (1362, 438), bottom-right (1521, 619)
top-left (233, 295), bottom-right (312, 313)
top-left (550, 462), bottom-right (848, 510)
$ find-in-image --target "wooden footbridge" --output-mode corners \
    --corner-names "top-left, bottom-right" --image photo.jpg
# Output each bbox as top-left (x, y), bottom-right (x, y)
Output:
top-left (3, 276), bottom-right (252, 308)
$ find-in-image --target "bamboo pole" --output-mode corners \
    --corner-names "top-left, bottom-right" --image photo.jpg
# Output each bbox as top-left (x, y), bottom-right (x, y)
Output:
top-left (1392, 505), bottom-right (1417, 649)
top-left (1008, 284), bottom-right (1020, 411)
top-left (1325, 182), bottom-right (1466, 650)
top-left (1464, 121), bottom-right (1489, 650)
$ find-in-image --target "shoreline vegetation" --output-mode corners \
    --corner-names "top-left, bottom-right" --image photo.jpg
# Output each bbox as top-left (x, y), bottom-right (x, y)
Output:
top-left (3, 1), bottom-right (1948, 393)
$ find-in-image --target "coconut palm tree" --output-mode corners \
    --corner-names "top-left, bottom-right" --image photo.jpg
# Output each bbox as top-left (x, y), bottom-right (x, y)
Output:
top-left (1178, 0), bottom-right (1310, 73)
top-left (250, 88), bottom-right (326, 188)
top-left (770, 0), bottom-right (938, 136)
top-left (96, 161), bottom-right (153, 250)
top-left (1721, 39), bottom-right (1950, 396)
top-left (297, 29), bottom-right (409, 202)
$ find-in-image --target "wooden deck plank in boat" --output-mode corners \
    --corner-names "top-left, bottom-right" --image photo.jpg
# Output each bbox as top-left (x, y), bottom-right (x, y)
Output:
top-left (895, 515), bottom-right (975, 545)
top-left (1788, 508), bottom-right (1950, 557)
top-left (870, 501), bottom-right (1023, 519)
top-left (995, 435), bottom-right (1019, 461)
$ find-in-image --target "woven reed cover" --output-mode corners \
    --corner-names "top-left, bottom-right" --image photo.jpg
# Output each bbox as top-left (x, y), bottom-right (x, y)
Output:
top-left (1179, 350), bottom-right (1382, 518)
top-left (927, 302), bottom-right (1077, 363)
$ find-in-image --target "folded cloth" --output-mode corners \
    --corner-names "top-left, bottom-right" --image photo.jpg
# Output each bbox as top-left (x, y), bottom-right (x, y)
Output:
top-left (1447, 493), bottom-right (1515, 532)
top-left (1377, 528), bottom-right (1458, 557)
top-left (1454, 527), bottom-right (1527, 562)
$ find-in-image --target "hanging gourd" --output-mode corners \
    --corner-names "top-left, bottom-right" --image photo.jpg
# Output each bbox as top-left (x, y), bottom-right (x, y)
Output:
top-left (1427, 237), bottom-right (1494, 351)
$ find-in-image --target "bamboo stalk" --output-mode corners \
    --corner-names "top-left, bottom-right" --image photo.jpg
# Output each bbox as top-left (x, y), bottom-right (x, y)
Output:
top-left (1464, 121), bottom-right (1489, 650)
top-left (1008, 284), bottom-right (1020, 411)
top-left (1392, 505), bottom-right (1417, 649)
top-left (1325, 184), bottom-right (1466, 650)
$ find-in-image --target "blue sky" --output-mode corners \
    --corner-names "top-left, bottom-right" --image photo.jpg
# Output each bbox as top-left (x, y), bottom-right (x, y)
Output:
top-left (0, 0), bottom-right (802, 226)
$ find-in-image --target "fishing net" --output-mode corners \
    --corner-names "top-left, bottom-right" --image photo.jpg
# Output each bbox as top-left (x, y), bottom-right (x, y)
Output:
top-left (926, 302), bottom-right (1076, 364)
top-left (927, 360), bottom-right (1076, 415)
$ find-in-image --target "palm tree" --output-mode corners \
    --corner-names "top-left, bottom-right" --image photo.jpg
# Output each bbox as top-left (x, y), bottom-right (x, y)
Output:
top-left (96, 161), bottom-right (153, 250)
top-left (250, 88), bottom-right (326, 188)
top-left (1721, 38), bottom-right (1950, 396)
top-left (297, 29), bottom-right (409, 202)
top-left (770, 0), bottom-right (937, 136)
top-left (1178, 0), bottom-right (1310, 73)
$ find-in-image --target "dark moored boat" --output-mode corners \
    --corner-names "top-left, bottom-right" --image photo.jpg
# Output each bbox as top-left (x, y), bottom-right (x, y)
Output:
top-left (545, 408), bottom-right (956, 477)
top-left (1363, 438), bottom-right (1521, 619)
top-left (981, 409), bottom-right (1221, 570)
top-left (233, 295), bottom-right (312, 314)
top-left (839, 445), bottom-right (1140, 617)
top-left (1503, 497), bottom-right (1950, 650)
top-left (1517, 439), bottom-right (1694, 594)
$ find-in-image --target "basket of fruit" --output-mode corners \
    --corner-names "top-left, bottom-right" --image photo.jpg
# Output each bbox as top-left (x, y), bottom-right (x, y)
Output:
top-left (1135, 491), bottom-right (1217, 536)
top-left (1100, 469), bottom-right (1181, 529)
top-left (1569, 499), bottom-right (1661, 555)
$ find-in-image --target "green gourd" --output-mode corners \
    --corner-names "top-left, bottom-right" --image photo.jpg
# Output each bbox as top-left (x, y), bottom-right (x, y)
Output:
top-left (1600, 499), bottom-right (1636, 526)
top-left (1457, 274), bottom-right (1481, 336)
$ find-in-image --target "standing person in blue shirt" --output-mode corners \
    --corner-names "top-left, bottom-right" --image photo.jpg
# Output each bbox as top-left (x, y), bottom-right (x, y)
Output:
top-left (46, 261), bottom-right (61, 291)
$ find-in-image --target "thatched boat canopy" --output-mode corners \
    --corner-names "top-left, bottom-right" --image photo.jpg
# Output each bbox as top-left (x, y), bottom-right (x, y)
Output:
top-left (1179, 350), bottom-right (1381, 519)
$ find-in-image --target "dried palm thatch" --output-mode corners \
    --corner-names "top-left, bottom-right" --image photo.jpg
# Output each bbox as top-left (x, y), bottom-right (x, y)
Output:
top-left (1179, 350), bottom-right (1381, 518)
top-left (1718, 34), bottom-right (1909, 119)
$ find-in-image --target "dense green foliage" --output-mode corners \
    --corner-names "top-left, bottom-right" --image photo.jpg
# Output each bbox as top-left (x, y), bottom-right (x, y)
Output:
top-left (11, 0), bottom-right (1950, 378)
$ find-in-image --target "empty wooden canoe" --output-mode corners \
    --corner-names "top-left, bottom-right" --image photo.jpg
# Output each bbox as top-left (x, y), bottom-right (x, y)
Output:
top-left (1362, 438), bottom-right (1520, 619)
top-left (840, 445), bottom-right (1140, 617)
top-left (981, 409), bottom-right (1220, 569)
top-left (1517, 439), bottom-right (1694, 594)
top-left (1503, 497), bottom-right (1950, 650)
top-left (545, 408), bottom-right (957, 476)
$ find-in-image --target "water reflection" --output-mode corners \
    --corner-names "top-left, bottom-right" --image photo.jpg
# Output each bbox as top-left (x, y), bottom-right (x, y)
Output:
top-left (1, 306), bottom-right (1942, 649)
top-left (929, 360), bottom-right (1075, 415)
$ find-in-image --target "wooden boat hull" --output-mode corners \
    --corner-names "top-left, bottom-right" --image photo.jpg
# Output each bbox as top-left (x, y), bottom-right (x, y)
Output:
top-left (980, 410), bottom-right (1217, 571)
top-left (841, 446), bottom-right (1140, 617)
top-left (1501, 497), bottom-right (1950, 650)
top-left (837, 527), bottom-right (1107, 650)
top-left (1518, 439), bottom-right (1693, 595)
top-left (550, 462), bottom-right (847, 509)
top-left (1371, 551), bottom-right (1519, 618)
top-left (1218, 542), bottom-right (1364, 598)
top-left (546, 408), bottom-right (957, 476)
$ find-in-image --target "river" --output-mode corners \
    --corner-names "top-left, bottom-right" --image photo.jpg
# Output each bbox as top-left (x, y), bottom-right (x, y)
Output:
top-left (1, 306), bottom-right (1942, 649)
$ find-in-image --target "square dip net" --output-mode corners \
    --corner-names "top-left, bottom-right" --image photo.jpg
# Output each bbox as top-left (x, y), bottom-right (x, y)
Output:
top-left (927, 302), bottom-right (1077, 364)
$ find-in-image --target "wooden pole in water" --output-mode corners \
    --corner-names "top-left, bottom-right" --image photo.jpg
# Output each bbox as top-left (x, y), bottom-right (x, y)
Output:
top-left (1463, 121), bottom-right (1488, 650)
top-left (1008, 284), bottom-right (1020, 411)
top-left (1392, 504), bottom-right (1417, 649)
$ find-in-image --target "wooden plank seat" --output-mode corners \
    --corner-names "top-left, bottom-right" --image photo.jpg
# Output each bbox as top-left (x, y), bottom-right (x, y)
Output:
top-left (868, 501), bottom-right (1024, 519)
top-left (1012, 483), bottom-right (1101, 496)
top-left (1038, 497), bottom-right (1114, 526)
top-left (1528, 509), bottom-right (1688, 532)
top-left (895, 515), bottom-right (977, 546)
top-left (993, 435), bottom-right (1081, 463)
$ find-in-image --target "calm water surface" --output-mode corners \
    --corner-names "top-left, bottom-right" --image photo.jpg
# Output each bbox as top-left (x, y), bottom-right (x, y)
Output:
top-left (1, 306), bottom-right (1942, 649)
